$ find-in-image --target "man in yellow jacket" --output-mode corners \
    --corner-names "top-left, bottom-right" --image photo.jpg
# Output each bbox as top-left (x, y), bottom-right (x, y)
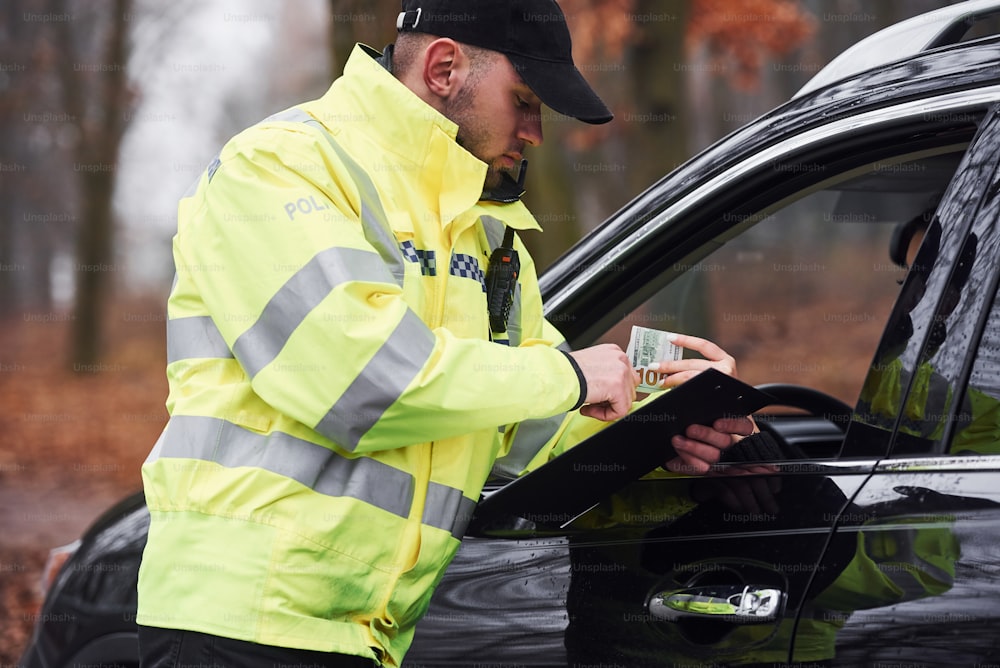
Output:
top-left (136, 1), bottom-right (755, 666)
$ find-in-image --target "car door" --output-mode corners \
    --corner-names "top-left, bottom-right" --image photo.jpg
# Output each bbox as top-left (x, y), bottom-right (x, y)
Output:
top-left (807, 104), bottom-right (1000, 667)
top-left (541, 148), bottom-right (979, 667)
top-left (543, 96), bottom-right (990, 668)
top-left (404, 89), bottom-right (994, 667)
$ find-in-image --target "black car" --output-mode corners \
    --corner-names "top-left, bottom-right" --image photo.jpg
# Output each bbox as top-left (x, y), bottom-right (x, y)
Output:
top-left (20, 2), bottom-right (1000, 666)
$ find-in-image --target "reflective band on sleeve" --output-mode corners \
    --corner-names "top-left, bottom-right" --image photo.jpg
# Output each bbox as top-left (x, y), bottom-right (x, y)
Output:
top-left (167, 316), bottom-right (234, 364)
top-left (423, 481), bottom-right (476, 539)
top-left (492, 413), bottom-right (566, 478)
top-left (151, 414), bottom-right (415, 519)
top-left (266, 107), bottom-right (407, 287)
top-left (232, 246), bottom-right (395, 378)
top-left (315, 309), bottom-right (436, 450)
top-left (331, 146), bottom-right (407, 288)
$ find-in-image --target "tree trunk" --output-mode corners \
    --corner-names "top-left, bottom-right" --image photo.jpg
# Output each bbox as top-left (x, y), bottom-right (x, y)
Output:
top-left (329, 0), bottom-right (398, 77)
top-left (623, 1), bottom-right (712, 338)
top-left (49, 0), bottom-right (133, 368)
top-left (71, 168), bottom-right (115, 367)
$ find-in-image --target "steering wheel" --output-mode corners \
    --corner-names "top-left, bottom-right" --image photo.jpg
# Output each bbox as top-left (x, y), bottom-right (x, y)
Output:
top-left (753, 383), bottom-right (853, 433)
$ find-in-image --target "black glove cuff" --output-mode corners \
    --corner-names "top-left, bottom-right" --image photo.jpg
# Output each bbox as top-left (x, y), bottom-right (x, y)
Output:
top-left (720, 430), bottom-right (785, 463)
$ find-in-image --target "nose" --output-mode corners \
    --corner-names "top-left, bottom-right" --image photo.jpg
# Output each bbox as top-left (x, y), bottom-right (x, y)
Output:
top-left (519, 106), bottom-right (543, 147)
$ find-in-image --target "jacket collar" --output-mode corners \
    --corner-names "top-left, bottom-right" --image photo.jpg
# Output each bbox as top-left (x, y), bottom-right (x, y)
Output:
top-left (314, 44), bottom-right (541, 233)
top-left (372, 45), bottom-right (532, 208)
top-left (314, 44), bottom-right (488, 231)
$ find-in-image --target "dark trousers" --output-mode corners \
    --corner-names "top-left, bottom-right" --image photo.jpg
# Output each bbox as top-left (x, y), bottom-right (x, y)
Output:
top-left (138, 625), bottom-right (380, 668)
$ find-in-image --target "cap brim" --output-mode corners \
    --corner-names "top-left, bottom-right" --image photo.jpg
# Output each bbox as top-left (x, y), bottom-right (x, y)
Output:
top-left (508, 55), bottom-right (613, 125)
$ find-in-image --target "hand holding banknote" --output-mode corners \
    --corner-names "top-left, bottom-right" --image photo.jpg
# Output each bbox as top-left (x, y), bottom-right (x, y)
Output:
top-left (568, 343), bottom-right (639, 422)
top-left (626, 326), bottom-right (756, 474)
top-left (627, 326), bottom-right (739, 390)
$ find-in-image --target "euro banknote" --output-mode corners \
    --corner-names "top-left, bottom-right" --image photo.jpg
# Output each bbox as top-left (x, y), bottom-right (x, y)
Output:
top-left (626, 325), bottom-right (683, 392)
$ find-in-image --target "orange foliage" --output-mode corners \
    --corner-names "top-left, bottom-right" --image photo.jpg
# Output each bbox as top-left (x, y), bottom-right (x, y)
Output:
top-left (560, 0), bottom-right (636, 65)
top-left (558, 0), bottom-right (635, 150)
top-left (687, 0), bottom-right (816, 89)
top-left (556, 0), bottom-right (814, 149)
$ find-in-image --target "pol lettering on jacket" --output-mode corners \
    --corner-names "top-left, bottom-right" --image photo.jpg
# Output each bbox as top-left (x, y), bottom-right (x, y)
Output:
top-left (284, 195), bottom-right (331, 221)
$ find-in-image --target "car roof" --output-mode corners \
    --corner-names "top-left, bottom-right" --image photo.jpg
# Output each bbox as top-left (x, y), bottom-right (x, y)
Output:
top-left (795, 0), bottom-right (1000, 98)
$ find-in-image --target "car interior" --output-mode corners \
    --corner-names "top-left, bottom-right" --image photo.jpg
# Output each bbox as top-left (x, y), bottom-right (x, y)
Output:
top-left (473, 120), bottom-right (984, 533)
top-left (596, 144), bottom-right (975, 458)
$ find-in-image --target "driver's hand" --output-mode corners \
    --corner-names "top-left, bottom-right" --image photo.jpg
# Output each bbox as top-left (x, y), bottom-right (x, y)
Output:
top-left (652, 334), bottom-right (755, 475)
top-left (664, 417), bottom-right (757, 475)
top-left (650, 333), bottom-right (740, 388)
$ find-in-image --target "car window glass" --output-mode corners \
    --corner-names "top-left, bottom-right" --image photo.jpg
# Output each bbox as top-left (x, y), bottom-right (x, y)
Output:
top-left (596, 150), bottom-right (967, 458)
top-left (848, 108), bottom-right (1000, 460)
top-left (948, 273), bottom-right (1000, 456)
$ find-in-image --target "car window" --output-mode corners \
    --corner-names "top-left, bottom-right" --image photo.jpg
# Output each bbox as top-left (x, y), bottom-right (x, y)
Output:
top-left (846, 106), bottom-right (1000, 460)
top-left (596, 149), bottom-right (968, 417)
top-left (950, 274), bottom-right (1000, 456)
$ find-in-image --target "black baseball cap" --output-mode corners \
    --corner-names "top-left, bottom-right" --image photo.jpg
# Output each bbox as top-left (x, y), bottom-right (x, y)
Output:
top-left (396, 0), bottom-right (613, 124)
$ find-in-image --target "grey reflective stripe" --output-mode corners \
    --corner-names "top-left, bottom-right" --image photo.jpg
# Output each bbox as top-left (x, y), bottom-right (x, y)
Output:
top-left (424, 481), bottom-right (476, 539)
top-left (864, 528), bottom-right (955, 597)
top-left (267, 107), bottom-right (407, 287)
top-left (207, 156), bottom-right (221, 182)
top-left (315, 308), bottom-right (436, 450)
top-left (167, 316), bottom-right (234, 364)
top-left (480, 215), bottom-right (505, 250)
top-left (556, 340), bottom-right (572, 353)
top-left (507, 283), bottom-right (523, 347)
top-left (264, 108), bottom-right (314, 124)
top-left (232, 246), bottom-right (395, 378)
top-left (492, 413), bottom-right (567, 478)
top-left (325, 141), bottom-right (407, 287)
top-left (150, 415), bottom-right (414, 519)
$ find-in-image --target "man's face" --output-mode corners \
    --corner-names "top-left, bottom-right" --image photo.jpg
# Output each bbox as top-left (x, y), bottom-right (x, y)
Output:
top-left (444, 51), bottom-right (544, 190)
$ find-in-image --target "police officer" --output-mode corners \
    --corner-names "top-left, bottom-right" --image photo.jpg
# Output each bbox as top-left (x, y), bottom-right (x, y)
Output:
top-left (136, 2), bottom-right (755, 666)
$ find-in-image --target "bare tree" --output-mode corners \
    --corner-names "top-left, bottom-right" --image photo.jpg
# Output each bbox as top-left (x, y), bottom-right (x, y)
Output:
top-left (0, 0), bottom-right (67, 317)
top-left (45, 0), bottom-right (134, 367)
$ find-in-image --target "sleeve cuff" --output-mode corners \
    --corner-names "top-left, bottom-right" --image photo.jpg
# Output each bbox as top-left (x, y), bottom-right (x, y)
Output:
top-left (560, 350), bottom-right (587, 412)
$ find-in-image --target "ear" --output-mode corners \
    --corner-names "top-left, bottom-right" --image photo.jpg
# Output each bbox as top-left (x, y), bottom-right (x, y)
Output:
top-left (422, 38), bottom-right (469, 102)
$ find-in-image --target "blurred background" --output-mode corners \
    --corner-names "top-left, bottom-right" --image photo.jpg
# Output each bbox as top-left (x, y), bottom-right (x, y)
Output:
top-left (0, 0), bottom-right (967, 658)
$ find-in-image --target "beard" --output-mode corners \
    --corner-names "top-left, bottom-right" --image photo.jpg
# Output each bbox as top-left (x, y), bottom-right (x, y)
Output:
top-left (446, 83), bottom-right (516, 191)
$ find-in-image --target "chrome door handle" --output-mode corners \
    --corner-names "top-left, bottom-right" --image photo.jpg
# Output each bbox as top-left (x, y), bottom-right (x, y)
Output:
top-left (648, 584), bottom-right (784, 624)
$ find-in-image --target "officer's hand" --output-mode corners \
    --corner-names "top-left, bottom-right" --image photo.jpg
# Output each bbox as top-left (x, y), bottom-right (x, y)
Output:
top-left (569, 344), bottom-right (638, 422)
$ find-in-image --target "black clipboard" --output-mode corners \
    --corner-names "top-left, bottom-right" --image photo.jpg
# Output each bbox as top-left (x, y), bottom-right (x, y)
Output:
top-left (473, 368), bottom-right (776, 527)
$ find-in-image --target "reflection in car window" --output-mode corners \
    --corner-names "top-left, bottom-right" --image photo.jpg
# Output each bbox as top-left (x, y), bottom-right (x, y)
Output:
top-left (851, 220), bottom-right (975, 456)
top-left (850, 113), bottom-right (1000, 460)
top-left (598, 151), bottom-right (967, 417)
top-left (948, 275), bottom-right (1000, 456)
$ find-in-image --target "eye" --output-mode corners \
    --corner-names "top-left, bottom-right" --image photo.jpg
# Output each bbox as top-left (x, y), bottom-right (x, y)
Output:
top-left (516, 95), bottom-right (529, 109)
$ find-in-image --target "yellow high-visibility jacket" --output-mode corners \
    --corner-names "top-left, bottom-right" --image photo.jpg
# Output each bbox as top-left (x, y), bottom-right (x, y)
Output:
top-left (136, 44), bottom-right (604, 666)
